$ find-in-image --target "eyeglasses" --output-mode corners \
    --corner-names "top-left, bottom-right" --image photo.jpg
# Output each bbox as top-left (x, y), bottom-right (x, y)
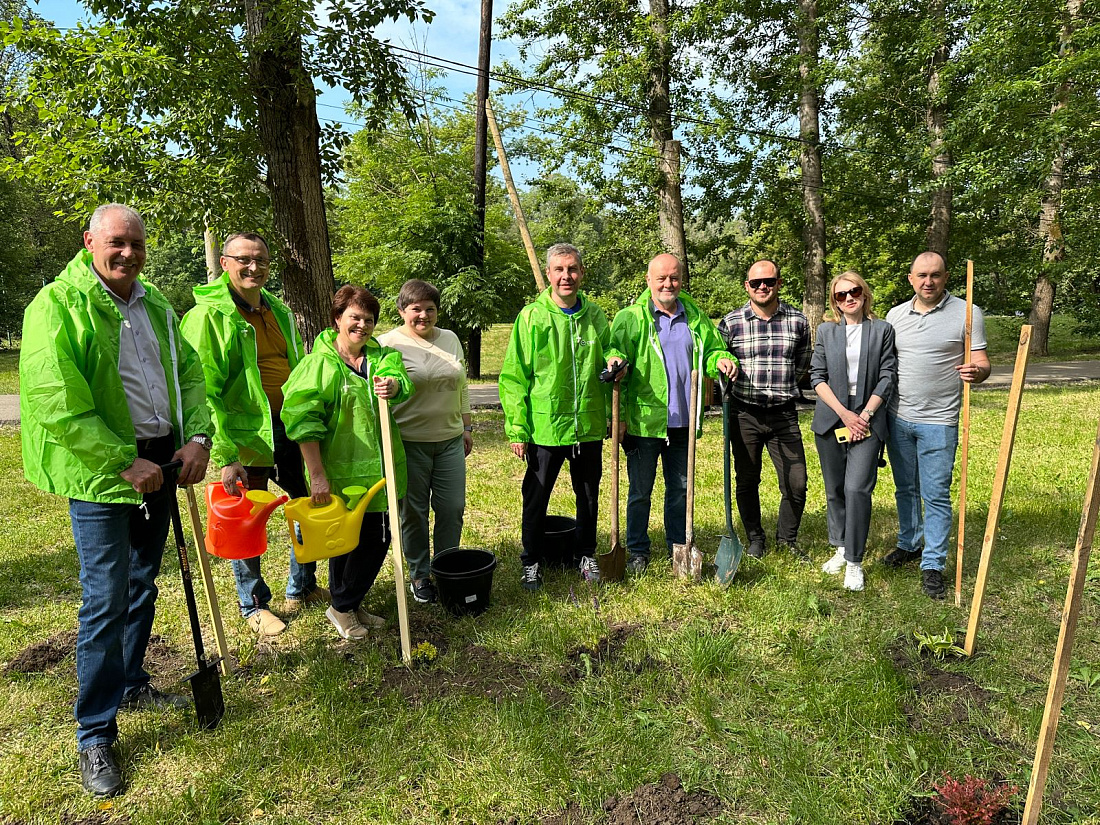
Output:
top-left (747, 278), bottom-right (778, 290)
top-left (226, 255), bottom-right (270, 269)
top-left (833, 285), bottom-right (864, 303)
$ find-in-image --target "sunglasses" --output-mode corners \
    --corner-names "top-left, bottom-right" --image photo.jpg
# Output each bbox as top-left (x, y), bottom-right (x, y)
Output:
top-left (834, 285), bottom-right (864, 303)
top-left (747, 278), bottom-right (778, 290)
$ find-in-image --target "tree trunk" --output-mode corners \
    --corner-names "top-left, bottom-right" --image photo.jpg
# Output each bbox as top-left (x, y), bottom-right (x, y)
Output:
top-left (1029, 0), bottom-right (1080, 356)
top-left (243, 0), bottom-right (334, 346)
top-left (648, 0), bottom-right (689, 285)
top-left (798, 0), bottom-right (826, 335)
top-left (468, 0), bottom-right (493, 380)
top-left (924, 0), bottom-right (952, 262)
top-left (204, 227), bottom-right (219, 282)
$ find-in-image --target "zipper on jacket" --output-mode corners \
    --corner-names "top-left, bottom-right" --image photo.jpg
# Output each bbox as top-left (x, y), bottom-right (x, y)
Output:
top-left (569, 314), bottom-right (580, 445)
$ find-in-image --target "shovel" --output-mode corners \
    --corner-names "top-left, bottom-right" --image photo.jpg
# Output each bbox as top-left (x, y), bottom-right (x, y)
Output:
top-left (597, 360), bottom-right (628, 582)
top-left (672, 370), bottom-right (703, 582)
top-left (715, 376), bottom-right (744, 585)
top-left (162, 461), bottom-right (225, 730)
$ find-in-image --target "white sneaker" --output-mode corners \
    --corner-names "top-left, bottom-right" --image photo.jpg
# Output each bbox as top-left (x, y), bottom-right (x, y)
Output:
top-left (579, 556), bottom-right (601, 583)
top-left (821, 547), bottom-right (846, 575)
top-left (843, 562), bottom-right (865, 591)
top-left (326, 606), bottom-right (369, 640)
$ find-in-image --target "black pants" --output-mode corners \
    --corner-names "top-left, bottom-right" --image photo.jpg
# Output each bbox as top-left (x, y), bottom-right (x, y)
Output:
top-left (728, 401), bottom-right (807, 545)
top-left (244, 417), bottom-right (309, 498)
top-left (520, 441), bottom-right (602, 565)
top-left (329, 511), bottom-right (390, 613)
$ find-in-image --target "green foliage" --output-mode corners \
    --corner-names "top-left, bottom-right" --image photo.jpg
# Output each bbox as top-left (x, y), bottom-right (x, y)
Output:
top-left (912, 627), bottom-right (967, 660)
top-left (140, 231), bottom-right (209, 316)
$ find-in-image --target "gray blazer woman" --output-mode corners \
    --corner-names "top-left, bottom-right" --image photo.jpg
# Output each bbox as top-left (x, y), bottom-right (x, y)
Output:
top-left (809, 272), bottom-right (897, 589)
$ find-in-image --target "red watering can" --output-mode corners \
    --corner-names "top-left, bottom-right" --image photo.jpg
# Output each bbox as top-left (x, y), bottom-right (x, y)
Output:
top-left (204, 482), bottom-right (288, 560)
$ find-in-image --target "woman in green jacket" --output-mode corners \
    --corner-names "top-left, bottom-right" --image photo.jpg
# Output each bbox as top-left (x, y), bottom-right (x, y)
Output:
top-left (281, 285), bottom-right (413, 641)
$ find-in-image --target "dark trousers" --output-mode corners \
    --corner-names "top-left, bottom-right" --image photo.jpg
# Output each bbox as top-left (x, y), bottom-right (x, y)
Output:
top-left (329, 511), bottom-right (390, 613)
top-left (520, 441), bottom-right (602, 565)
top-left (729, 401), bottom-right (807, 545)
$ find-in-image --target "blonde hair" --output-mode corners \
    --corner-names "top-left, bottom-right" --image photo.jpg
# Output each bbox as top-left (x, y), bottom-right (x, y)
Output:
top-left (825, 270), bottom-right (876, 323)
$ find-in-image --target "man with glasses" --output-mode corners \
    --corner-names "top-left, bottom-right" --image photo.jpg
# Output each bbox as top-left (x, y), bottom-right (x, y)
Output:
top-left (182, 232), bottom-right (329, 636)
top-left (883, 251), bottom-right (989, 600)
top-left (20, 204), bottom-right (212, 796)
top-left (718, 260), bottom-right (811, 560)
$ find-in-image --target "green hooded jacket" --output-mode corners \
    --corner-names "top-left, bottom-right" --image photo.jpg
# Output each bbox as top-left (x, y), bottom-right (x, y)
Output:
top-left (498, 289), bottom-right (623, 446)
top-left (181, 273), bottom-right (304, 467)
top-left (280, 328), bottom-right (413, 509)
top-left (20, 249), bottom-right (212, 503)
top-left (609, 289), bottom-right (736, 438)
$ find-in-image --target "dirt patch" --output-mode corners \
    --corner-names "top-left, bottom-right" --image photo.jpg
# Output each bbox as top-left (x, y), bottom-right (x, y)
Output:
top-left (885, 637), bottom-right (992, 729)
top-left (4, 629), bottom-right (78, 674)
top-left (894, 796), bottom-right (1019, 824)
top-left (139, 635), bottom-right (192, 683)
top-left (60, 814), bottom-right (132, 825)
top-left (381, 644), bottom-right (568, 705)
top-left (500, 773), bottom-right (724, 825)
top-left (563, 623), bottom-right (645, 682)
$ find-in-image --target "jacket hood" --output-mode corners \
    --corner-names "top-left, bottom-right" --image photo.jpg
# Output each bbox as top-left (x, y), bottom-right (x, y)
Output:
top-left (191, 271), bottom-right (291, 318)
top-left (59, 249), bottom-right (171, 311)
top-left (534, 287), bottom-right (593, 317)
top-left (311, 327), bottom-right (384, 360)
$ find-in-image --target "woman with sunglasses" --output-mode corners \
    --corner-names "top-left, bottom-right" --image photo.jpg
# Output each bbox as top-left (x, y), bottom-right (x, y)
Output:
top-left (809, 272), bottom-right (896, 591)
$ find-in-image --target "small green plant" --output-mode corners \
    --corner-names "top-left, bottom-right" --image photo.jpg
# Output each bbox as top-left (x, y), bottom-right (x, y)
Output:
top-left (913, 627), bottom-right (967, 660)
top-left (410, 641), bottom-right (438, 668)
top-left (933, 773), bottom-right (1018, 825)
top-left (1071, 661), bottom-right (1100, 690)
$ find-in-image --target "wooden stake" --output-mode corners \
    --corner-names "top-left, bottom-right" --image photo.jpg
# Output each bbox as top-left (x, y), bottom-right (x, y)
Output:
top-left (485, 97), bottom-right (546, 292)
top-left (378, 395), bottom-right (412, 664)
top-left (955, 260), bottom-right (974, 607)
top-left (963, 325), bottom-right (1032, 656)
top-left (1022, 417), bottom-right (1100, 824)
top-left (184, 485), bottom-right (232, 677)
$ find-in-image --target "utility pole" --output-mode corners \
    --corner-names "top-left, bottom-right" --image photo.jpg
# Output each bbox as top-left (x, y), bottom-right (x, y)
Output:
top-left (469, 0), bottom-right (493, 380)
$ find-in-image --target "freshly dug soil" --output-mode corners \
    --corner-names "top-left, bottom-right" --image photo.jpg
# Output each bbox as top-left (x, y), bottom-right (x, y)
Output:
top-left (60, 813), bottom-right (131, 825)
top-left (894, 796), bottom-right (1019, 824)
top-left (4, 629), bottom-right (78, 674)
top-left (563, 623), bottom-right (648, 682)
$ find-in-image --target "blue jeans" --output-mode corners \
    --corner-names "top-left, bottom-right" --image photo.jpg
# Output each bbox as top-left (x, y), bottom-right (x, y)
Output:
top-left (70, 477), bottom-right (174, 751)
top-left (887, 416), bottom-right (958, 571)
top-left (400, 436), bottom-right (467, 581)
top-left (232, 418), bottom-right (315, 616)
top-left (623, 428), bottom-right (689, 559)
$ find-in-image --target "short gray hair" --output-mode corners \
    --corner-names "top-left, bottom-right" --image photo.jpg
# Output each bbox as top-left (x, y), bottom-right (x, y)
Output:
top-left (88, 203), bottom-right (145, 235)
top-left (546, 243), bottom-right (583, 268)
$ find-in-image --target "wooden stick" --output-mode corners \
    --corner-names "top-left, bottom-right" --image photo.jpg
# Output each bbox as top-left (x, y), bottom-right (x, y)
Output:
top-left (955, 260), bottom-right (975, 607)
top-left (184, 485), bottom-right (232, 677)
top-left (485, 97), bottom-right (546, 293)
top-left (378, 396), bottom-right (412, 664)
top-left (1022, 417), bottom-right (1100, 824)
top-left (963, 325), bottom-right (1032, 656)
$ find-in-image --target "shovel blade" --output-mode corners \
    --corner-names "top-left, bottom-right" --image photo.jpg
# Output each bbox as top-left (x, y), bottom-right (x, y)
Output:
top-left (596, 542), bottom-right (626, 582)
top-left (715, 534), bottom-right (744, 586)
top-left (187, 663), bottom-right (225, 730)
top-left (672, 542), bottom-right (703, 582)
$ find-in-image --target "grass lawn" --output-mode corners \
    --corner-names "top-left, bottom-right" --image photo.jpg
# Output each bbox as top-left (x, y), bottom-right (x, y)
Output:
top-left (2, 386), bottom-right (1100, 823)
top-left (0, 351), bottom-right (18, 395)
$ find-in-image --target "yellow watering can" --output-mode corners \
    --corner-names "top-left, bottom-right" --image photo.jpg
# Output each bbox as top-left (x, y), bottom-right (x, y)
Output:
top-left (204, 482), bottom-right (289, 560)
top-left (285, 478), bottom-right (388, 564)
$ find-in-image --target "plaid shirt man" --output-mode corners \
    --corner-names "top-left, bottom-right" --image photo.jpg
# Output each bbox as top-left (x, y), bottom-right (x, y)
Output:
top-left (718, 301), bottom-right (811, 408)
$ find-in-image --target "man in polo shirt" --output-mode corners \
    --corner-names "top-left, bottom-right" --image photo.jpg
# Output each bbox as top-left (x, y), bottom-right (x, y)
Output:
top-left (20, 203), bottom-right (212, 796)
top-left (718, 260), bottom-right (811, 561)
top-left (609, 253), bottom-right (737, 573)
top-left (883, 251), bottom-right (989, 600)
top-left (182, 232), bottom-right (328, 636)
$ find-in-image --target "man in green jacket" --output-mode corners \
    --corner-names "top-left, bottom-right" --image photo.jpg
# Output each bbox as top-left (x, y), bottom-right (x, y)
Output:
top-left (20, 204), bottom-right (213, 797)
top-left (181, 233), bottom-right (328, 637)
top-left (609, 254), bottom-right (738, 573)
top-left (499, 243), bottom-right (623, 590)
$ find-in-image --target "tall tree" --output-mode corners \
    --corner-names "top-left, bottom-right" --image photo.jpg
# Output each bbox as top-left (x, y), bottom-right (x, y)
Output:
top-left (797, 0), bottom-right (827, 331)
top-left (924, 0), bottom-right (953, 261)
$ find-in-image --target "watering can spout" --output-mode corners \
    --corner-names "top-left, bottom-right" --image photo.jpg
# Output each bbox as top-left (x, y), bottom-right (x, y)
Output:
top-left (285, 478), bottom-right (387, 564)
top-left (245, 490), bottom-right (288, 527)
top-left (349, 478), bottom-right (387, 519)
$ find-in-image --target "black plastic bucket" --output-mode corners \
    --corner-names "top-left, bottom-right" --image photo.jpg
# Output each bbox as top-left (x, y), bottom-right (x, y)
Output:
top-left (541, 515), bottom-right (577, 569)
top-left (430, 547), bottom-right (497, 617)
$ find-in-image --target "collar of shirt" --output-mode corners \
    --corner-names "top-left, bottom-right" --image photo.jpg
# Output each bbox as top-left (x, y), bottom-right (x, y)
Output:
top-left (229, 285), bottom-right (270, 313)
top-left (649, 298), bottom-right (685, 322)
top-left (904, 291), bottom-right (952, 315)
top-left (95, 271), bottom-right (146, 308)
top-left (741, 300), bottom-right (787, 321)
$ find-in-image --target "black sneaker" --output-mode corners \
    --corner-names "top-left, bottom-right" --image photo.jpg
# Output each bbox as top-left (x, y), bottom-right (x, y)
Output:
top-left (79, 745), bottom-right (123, 797)
top-left (520, 562), bottom-right (542, 591)
top-left (626, 554), bottom-right (649, 575)
top-left (882, 546), bottom-right (922, 568)
top-left (780, 541), bottom-right (811, 564)
top-left (746, 539), bottom-right (766, 559)
top-left (119, 683), bottom-right (189, 711)
top-left (921, 568), bottom-right (946, 600)
top-left (409, 578), bottom-right (438, 604)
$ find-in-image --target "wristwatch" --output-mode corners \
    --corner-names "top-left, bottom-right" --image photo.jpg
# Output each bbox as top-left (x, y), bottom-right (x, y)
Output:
top-left (189, 434), bottom-right (213, 450)
top-left (861, 408), bottom-right (875, 420)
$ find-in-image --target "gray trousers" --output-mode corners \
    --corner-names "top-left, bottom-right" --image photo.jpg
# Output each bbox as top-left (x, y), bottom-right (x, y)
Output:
top-left (814, 428), bottom-right (883, 564)
top-left (400, 435), bottom-right (467, 581)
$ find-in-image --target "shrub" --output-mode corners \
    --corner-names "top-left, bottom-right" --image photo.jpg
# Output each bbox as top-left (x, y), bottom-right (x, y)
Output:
top-left (933, 773), bottom-right (1019, 825)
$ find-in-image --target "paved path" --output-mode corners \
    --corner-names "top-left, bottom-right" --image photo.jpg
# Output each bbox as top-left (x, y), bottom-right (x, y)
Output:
top-left (4, 360), bottom-right (1099, 425)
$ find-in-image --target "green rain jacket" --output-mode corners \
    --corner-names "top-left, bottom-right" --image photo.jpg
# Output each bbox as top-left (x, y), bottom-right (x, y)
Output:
top-left (498, 290), bottom-right (623, 446)
top-left (181, 273), bottom-right (304, 468)
top-left (609, 289), bottom-right (736, 439)
top-left (20, 249), bottom-right (212, 503)
top-left (280, 328), bottom-right (413, 509)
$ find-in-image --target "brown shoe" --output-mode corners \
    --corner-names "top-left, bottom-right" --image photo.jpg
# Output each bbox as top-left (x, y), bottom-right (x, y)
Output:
top-left (326, 607), bottom-right (369, 640)
top-left (354, 607), bottom-right (386, 628)
top-left (284, 586), bottom-right (332, 613)
top-left (247, 609), bottom-right (286, 637)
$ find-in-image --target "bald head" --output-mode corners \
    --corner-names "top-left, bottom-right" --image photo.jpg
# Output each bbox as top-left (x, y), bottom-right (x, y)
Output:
top-left (910, 251), bottom-right (946, 276)
top-left (908, 251), bottom-right (949, 309)
top-left (646, 253), bottom-right (683, 312)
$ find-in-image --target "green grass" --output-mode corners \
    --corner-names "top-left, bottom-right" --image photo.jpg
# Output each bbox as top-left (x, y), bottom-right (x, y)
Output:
top-left (0, 351), bottom-right (18, 394)
top-left (3, 388), bottom-right (1100, 823)
top-left (985, 315), bottom-right (1100, 363)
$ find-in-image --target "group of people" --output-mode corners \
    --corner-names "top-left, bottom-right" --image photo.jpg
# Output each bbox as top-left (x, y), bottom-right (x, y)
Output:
top-left (17, 204), bottom-right (987, 798)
